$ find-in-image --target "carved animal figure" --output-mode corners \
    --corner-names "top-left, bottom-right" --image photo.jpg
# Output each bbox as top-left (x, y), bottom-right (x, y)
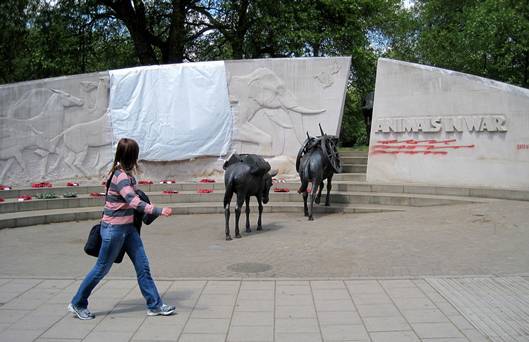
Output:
top-left (0, 89), bottom-right (84, 181)
top-left (297, 130), bottom-right (341, 220)
top-left (223, 154), bottom-right (278, 240)
top-left (0, 132), bottom-right (56, 182)
top-left (50, 113), bottom-right (112, 176)
top-left (229, 68), bottom-right (325, 155)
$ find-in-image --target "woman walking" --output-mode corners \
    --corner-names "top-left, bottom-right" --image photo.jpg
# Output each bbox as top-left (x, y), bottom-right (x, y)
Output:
top-left (69, 138), bottom-right (174, 320)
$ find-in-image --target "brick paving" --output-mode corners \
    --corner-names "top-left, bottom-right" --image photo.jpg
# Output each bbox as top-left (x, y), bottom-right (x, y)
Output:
top-left (0, 277), bottom-right (501, 342)
top-left (1, 197), bottom-right (529, 340)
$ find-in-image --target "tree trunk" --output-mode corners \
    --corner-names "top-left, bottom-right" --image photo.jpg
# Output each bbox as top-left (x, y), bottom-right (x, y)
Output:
top-left (98, 0), bottom-right (159, 65)
top-left (128, 26), bottom-right (159, 65)
top-left (231, 0), bottom-right (249, 59)
top-left (163, 0), bottom-right (186, 63)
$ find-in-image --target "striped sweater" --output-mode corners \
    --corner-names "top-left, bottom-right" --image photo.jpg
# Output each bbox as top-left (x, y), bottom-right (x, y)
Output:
top-left (102, 169), bottom-right (162, 225)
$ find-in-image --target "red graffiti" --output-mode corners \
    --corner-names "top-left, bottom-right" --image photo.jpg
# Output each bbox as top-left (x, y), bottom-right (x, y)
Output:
top-left (517, 144), bottom-right (529, 150)
top-left (372, 139), bottom-right (475, 156)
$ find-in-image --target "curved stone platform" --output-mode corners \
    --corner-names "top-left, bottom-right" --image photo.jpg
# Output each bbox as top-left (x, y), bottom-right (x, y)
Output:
top-left (0, 151), bottom-right (527, 229)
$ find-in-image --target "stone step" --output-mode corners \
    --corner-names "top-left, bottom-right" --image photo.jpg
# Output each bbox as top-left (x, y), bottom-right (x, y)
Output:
top-left (0, 176), bottom-right (370, 199)
top-left (0, 202), bottom-right (404, 229)
top-left (0, 190), bottom-right (479, 215)
top-left (340, 156), bottom-right (368, 164)
top-left (3, 177), bottom-right (526, 203)
top-left (333, 173), bottom-right (367, 181)
top-left (338, 151), bottom-right (368, 158)
top-left (341, 164), bottom-right (367, 173)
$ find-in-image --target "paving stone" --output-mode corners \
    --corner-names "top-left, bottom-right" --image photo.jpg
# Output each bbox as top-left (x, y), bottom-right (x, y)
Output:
top-left (275, 332), bottom-right (322, 342)
top-left (0, 328), bottom-right (46, 342)
top-left (227, 325), bottom-right (273, 341)
top-left (356, 304), bottom-right (401, 317)
top-left (0, 309), bottom-right (29, 323)
top-left (40, 315), bottom-right (101, 340)
top-left (412, 322), bottom-right (464, 339)
top-left (364, 316), bottom-right (411, 332)
top-left (276, 305), bottom-right (316, 319)
top-left (178, 334), bottom-right (227, 342)
top-left (351, 293), bottom-right (392, 305)
top-left (320, 324), bottom-right (369, 340)
top-left (311, 281), bottom-right (345, 289)
top-left (317, 311), bottom-right (362, 325)
top-left (384, 287), bottom-right (427, 298)
top-left (462, 329), bottom-right (490, 342)
top-left (380, 280), bottom-right (416, 289)
top-left (369, 330), bottom-right (420, 342)
top-left (196, 294), bottom-right (237, 306)
top-left (190, 305), bottom-right (234, 319)
top-left (235, 300), bottom-right (274, 312)
top-left (392, 297), bottom-right (436, 310)
top-left (421, 339), bottom-right (469, 342)
top-left (276, 286), bottom-right (311, 295)
top-left (231, 311), bottom-right (273, 326)
top-left (275, 318), bottom-right (319, 333)
top-left (83, 331), bottom-right (134, 342)
top-left (238, 290), bottom-right (274, 300)
top-left (132, 322), bottom-right (184, 340)
top-left (240, 281), bottom-right (274, 291)
top-left (8, 312), bottom-right (65, 331)
top-left (92, 316), bottom-right (145, 332)
top-left (400, 309), bottom-right (449, 323)
top-left (314, 299), bottom-right (356, 312)
top-left (35, 339), bottom-right (81, 342)
top-left (276, 294), bottom-right (314, 306)
top-left (346, 281), bottom-right (385, 294)
top-left (183, 318), bottom-right (230, 334)
top-left (312, 289), bottom-right (351, 300)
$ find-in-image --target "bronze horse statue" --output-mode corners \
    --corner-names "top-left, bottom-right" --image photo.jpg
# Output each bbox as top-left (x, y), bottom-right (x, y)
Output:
top-left (223, 154), bottom-right (277, 240)
top-left (297, 125), bottom-right (342, 220)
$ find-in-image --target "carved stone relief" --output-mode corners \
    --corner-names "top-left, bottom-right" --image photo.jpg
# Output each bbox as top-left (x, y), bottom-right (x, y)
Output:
top-left (0, 58), bottom-right (351, 184)
top-left (313, 60), bottom-right (342, 88)
top-left (0, 74), bottom-right (112, 184)
top-left (228, 67), bottom-right (326, 156)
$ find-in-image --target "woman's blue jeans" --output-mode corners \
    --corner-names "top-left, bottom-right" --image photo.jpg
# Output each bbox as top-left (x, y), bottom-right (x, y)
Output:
top-left (72, 222), bottom-right (162, 310)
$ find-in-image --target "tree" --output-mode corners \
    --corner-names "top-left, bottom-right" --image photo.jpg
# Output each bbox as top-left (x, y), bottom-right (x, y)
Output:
top-left (387, 0), bottom-right (529, 88)
top-left (0, 0), bottom-right (29, 83)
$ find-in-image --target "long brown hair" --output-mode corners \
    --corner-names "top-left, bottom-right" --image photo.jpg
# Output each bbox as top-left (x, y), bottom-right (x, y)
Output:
top-left (108, 138), bottom-right (140, 176)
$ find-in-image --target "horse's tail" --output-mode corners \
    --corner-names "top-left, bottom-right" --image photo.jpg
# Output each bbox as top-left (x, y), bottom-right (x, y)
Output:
top-left (297, 157), bottom-right (312, 193)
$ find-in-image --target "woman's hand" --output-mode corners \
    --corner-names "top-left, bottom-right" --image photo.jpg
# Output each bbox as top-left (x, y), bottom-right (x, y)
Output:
top-left (161, 207), bottom-right (172, 217)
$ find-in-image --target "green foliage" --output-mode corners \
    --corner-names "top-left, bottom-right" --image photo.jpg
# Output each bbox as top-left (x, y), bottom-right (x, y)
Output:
top-left (340, 89), bottom-right (368, 147)
top-left (388, 0), bottom-right (529, 88)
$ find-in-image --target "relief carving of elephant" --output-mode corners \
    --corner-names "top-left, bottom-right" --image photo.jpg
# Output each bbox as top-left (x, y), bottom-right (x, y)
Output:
top-left (229, 68), bottom-right (325, 156)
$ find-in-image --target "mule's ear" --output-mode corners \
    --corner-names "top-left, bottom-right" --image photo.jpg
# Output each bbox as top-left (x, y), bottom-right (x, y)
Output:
top-left (269, 169), bottom-right (278, 177)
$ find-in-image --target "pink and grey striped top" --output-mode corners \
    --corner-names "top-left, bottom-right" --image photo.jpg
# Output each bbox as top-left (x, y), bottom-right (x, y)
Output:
top-left (102, 169), bottom-right (162, 226)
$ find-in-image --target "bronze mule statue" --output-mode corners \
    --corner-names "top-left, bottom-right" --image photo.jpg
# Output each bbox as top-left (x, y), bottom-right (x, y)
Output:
top-left (296, 125), bottom-right (342, 220)
top-left (223, 154), bottom-right (278, 240)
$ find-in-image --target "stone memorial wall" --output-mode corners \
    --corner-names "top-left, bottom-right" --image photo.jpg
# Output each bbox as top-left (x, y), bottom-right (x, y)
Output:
top-left (0, 57), bottom-right (350, 185)
top-left (367, 58), bottom-right (529, 189)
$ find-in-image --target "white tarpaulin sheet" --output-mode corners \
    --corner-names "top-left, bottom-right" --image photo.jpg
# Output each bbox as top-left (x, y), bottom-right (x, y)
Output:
top-left (109, 61), bottom-right (232, 161)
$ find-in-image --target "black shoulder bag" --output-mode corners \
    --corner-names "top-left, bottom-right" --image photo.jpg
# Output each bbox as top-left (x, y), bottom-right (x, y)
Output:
top-left (83, 177), bottom-right (111, 258)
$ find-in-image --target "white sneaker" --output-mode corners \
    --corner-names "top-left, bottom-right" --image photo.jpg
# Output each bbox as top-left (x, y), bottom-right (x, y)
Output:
top-left (147, 304), bottom-right (176, 316)
top-left (68, 303), bottom-right (95, 320)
